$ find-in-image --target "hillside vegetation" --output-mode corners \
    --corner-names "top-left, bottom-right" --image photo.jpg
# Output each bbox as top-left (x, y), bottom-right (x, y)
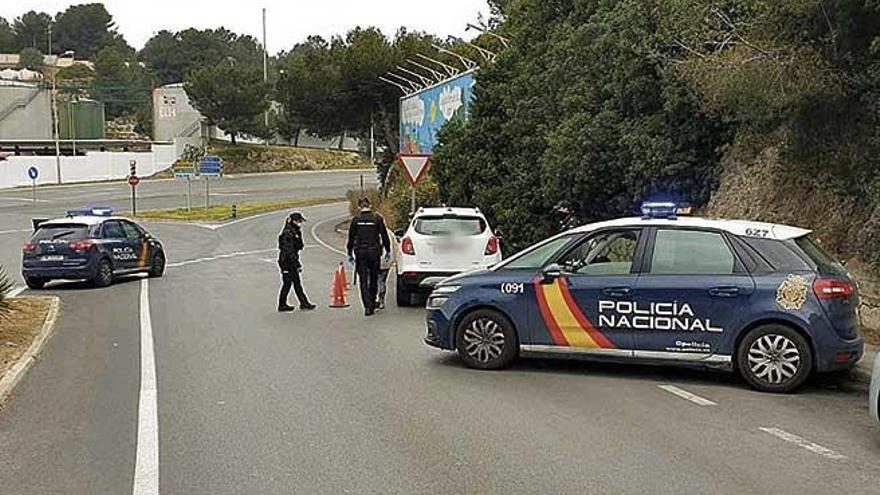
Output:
top-left (209, 141), bottom-right (370, 174)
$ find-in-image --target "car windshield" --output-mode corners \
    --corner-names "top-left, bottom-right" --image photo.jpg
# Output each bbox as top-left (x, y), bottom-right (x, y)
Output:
top-left (32, 224), bottom-right (91, 242)
top-left (413, 215), bottom-right (486, 236)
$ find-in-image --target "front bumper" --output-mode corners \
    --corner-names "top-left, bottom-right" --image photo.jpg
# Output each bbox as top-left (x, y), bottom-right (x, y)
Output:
top-left (425, 307), bottom-right (455, 350)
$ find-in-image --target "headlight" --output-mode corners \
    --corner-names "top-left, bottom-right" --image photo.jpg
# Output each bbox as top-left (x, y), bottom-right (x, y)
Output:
top-left (427, 296), bottom-right (449, 309)
top-left (431, 285), bottom-right (461, 295)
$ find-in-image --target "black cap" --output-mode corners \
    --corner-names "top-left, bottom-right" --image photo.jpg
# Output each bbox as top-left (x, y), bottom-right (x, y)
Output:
top-left (289, 211), bottom-right (306, 222)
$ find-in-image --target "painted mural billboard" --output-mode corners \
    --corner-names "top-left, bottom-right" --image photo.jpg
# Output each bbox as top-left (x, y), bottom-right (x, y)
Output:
top-left (399, 70), bottom-right (476, 155)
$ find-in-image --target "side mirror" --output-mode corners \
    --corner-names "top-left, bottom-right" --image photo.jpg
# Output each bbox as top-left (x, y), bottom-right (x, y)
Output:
top-left (394, 229), bottom-right (405, 238)
top-left (542, 263), bottom-right (563, 283)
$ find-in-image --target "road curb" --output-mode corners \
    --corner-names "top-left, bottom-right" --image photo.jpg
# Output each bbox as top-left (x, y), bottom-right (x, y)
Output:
top-left (0, 296), bottom-right (61, 406)
top-left (850, 344), bottom-right (877, 384)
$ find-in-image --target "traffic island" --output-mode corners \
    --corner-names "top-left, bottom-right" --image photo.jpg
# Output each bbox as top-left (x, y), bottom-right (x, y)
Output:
top-left (129, 197), bottom-right (345, 222)
top-left (0, 296), bottom-right (60, 406)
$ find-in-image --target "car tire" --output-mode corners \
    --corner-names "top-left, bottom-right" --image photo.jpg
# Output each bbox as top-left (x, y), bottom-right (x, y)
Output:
top-left (93, 258), bottom-right (114, 288)
top-left (455, 309), bottom-right (518, 370)
top-left (737, 324), bottom-right (813, 393)
top-left (24, 276), bottom-right (46, 290)
top-left (149, 252), bottom-right (165, 278)
top-left (396, 276), bottom-right (413, 307)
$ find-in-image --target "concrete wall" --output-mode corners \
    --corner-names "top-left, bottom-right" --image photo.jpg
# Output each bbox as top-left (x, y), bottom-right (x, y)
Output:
top-left (153, 84), bottom-right (203, 142)
top-left (0, 84), bottom-right (52, 140)
top-left (0, 141), bottom-right (184, 189)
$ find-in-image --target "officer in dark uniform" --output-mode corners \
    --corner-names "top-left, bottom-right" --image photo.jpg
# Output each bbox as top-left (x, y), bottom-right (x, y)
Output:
top-left (347, 198), bottom-right (391, 316)
top-left (278, 211), bottom-right (316, 312)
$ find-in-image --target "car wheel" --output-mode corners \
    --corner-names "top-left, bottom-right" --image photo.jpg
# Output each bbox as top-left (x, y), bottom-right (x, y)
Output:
top-left (737, 324), bottom-right (813, 393)
top-left (93, 258), bottom-right (114, 288)
top-left (455, 309), bottom-right (518, 370)
top-left (396, 276), bottom-right (413, 307)
top-left (149, 252), bottom-right (165, 278)
top-left (24, 276), bottom-right (46, 290)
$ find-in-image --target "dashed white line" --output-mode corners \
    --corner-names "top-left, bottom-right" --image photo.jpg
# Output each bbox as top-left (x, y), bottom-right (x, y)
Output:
top-left (658, 385), bottom-right (717, 406)
top-left (0, 228), bottom-right (32, 235)
top-left (759, 427), bottom-right (846, 460)
top-left (133, 278), bottom-right (159, 494)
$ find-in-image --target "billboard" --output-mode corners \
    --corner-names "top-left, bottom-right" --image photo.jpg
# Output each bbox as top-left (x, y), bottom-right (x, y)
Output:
top-left (399, 70), bottom-right (476, 155)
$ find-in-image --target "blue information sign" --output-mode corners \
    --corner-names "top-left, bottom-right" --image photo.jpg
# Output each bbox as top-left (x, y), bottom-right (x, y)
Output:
top-left (27, 166), bottom-right (39, 180)
top-left (198, 155), bottom-right (224, 178)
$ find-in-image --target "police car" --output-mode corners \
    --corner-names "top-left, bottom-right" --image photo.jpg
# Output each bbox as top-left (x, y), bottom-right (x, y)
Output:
top-left (424, 203), bottom-right (863, 393)
top-left (21, 208), bottom-right (166, 289)
top-left (396, 206), bottom-right (502, 306)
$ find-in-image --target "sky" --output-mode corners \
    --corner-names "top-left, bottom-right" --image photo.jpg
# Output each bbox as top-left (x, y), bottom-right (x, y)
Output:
top-left (1, 0), bottom-right (492, 53)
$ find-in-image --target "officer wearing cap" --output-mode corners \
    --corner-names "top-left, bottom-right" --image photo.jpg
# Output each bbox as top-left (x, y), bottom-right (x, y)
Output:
top-left (347, 198), bottom-right (391, 316)
top-left (278, 211), bottom-right (316, 312)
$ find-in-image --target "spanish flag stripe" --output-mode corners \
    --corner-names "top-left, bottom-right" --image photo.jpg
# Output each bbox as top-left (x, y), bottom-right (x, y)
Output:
top-left (557, 278), bottom-right (616, 349)
top-left (534, 280), bottom-right (569, 346)
top-left (542, 281), bottom-right (599, 348)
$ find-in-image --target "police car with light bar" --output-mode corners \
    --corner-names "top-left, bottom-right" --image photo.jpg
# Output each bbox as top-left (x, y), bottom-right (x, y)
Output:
top-left (424, 202), bottom-right (863, 393)
top-left (21, 208), bottom-right (166, 289)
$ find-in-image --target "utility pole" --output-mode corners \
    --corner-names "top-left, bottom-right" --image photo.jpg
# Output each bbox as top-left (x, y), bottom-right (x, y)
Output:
top-left (52, 70), bottom-right (62, 184)
top-left (262, 7), bottom-right (270, 146)
top-left (370, 111), bottom-right (375, 164)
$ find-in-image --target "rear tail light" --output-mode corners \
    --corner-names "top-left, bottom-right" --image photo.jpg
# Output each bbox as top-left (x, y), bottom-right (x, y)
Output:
top-left (401, 236), bottom-right (415, 255)
top-left (68, 240), bottom-right (95, 252)
top-left (813, 278), bottom-right (855, 300)
top-left (485, 235), bottom-right (499, 255)
top-left (22, 242), bottom-right (37, 253)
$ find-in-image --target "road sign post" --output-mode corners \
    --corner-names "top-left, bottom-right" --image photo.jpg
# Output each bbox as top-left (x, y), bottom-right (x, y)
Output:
top-left (27, 166), bottom-right (39, 203)
top-left (397, 154), bottom-right (431, 214)
top-left (173, 161), bottom-right (197, 212)
top-left (129, 160), bottom-right (138, 216)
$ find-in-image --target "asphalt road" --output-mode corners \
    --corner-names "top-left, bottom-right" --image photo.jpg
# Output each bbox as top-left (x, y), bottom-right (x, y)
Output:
top-left (1, 173), bottom-right (879, 494)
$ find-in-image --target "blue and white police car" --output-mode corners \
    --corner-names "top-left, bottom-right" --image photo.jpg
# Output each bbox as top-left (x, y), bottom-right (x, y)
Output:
top-left (424, 203), bottom-right (863, 393)
top-left (21, 208), bottom-right (166, 289)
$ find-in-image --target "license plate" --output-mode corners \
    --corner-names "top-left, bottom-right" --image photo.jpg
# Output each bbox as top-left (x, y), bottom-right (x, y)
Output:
top-left (41, 255), bottom-right (64, 261)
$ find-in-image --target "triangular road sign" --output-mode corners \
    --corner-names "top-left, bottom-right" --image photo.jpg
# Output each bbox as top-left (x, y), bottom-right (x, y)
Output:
top-left (398, 154), bottom-right (432, 185)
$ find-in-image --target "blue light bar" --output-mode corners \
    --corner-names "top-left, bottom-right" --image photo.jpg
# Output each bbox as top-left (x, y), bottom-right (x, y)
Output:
top-left (66, 206), bottom-right (114, 217)
top-left (641, 201), bottom-right (678, 219)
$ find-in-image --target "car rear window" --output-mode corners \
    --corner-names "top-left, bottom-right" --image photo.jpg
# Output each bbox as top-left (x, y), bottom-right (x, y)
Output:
top-left (413, 216), bottom-right (487, 236)
top-left (32, 224), bottom-right (92, 242)
top-left (742, 237), bottom-right (812, 272)
top-left (793, 236), bottom-right (847, 277)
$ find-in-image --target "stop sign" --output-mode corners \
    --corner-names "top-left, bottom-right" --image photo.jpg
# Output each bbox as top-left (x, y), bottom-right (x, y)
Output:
top-left (128, 175), bottom-right (140, 187)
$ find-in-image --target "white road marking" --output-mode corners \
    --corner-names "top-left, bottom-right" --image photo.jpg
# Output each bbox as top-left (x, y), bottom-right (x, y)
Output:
top-left (166, 248), bottom-right (278, 268)
top-left (0, 197), bottom-right (51, 204)
top-left (133, 278), bottom-right (159, 494)
top-left (311, 214), bottom-right (349, 256)
top-left (759, 427), bottom-right (846, 460)
top-left (0, 228), bottom-right (31, 235)
top-left (658, 385), bottom-right (717, 406)
top-left (8, 286), bottom-right (25, 298)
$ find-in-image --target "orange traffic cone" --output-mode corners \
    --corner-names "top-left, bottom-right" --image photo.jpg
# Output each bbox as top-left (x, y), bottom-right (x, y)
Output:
top-left (329, 263), bottom-right (350, 308)
top-left (339, 261), bottom-right (350, 290)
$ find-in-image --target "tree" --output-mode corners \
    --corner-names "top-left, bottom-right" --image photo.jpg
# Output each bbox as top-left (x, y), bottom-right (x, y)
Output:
top-left (433, 0), bottom-right (731, 252)
top-left (140, 28), bottom-right (263, 85)
top-left (53, 3), bottom-right (117, 59)
top-left (13, 11), bottom-right (52, 52)
top-left (18, 47), bottom-right (43, 69)
top-left (91, 45), bottom-right (151, 121)
top-left (185, 64), bottom-right (270, 144)
top-left (0, 17), bottom-right (16, 52)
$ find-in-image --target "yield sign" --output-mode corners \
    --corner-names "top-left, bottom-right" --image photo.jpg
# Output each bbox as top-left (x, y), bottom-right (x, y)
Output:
top-left (397, 154), bottom-right (431, 185)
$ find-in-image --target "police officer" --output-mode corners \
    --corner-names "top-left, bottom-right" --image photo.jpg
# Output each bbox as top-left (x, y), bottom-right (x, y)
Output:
top-left (278, 211), bottom-right (316, 312)
top-left (347, 198), bottom-right (391, 316)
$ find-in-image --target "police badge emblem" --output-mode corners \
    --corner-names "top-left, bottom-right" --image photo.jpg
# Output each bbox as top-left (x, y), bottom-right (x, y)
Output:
top-left (776, 274), bottom-right (808, 310)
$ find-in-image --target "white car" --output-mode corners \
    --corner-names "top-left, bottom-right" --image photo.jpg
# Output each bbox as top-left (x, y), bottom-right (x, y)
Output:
top-left (870, 353), bottom-right (880, 423)
top-left (395, 207), bottom-right (502, 306)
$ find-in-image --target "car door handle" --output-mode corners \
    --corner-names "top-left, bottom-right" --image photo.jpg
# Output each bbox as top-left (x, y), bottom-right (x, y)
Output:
top-left (603, 287), bottom-right (632, 297)
top-left (709, 286), bottom-right (740, 297)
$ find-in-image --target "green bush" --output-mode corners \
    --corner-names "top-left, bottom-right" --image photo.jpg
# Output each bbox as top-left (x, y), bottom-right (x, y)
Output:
top-left (0, 265), bottom-right (14, 317)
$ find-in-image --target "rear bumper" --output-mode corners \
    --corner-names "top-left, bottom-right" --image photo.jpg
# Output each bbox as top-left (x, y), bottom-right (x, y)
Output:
top-left (398, 271), bottom-right (459, 292)
top-left (816, 337), bottom-right (863, 373)
top-left (21, 258), bottom-right (97, 280)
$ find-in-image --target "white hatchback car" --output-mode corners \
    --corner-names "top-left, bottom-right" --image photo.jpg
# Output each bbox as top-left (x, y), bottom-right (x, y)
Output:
top-left (395, 207), bottom-right (502, 306)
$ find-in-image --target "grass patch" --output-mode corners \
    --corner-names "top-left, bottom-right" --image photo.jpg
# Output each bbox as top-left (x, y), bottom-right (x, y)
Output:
top-left (209, 140), bottom-right (370, 174)
top-left (0, 297), bottom-right (52, 380)
top-left (132, 197), bottom-right (345, 222)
